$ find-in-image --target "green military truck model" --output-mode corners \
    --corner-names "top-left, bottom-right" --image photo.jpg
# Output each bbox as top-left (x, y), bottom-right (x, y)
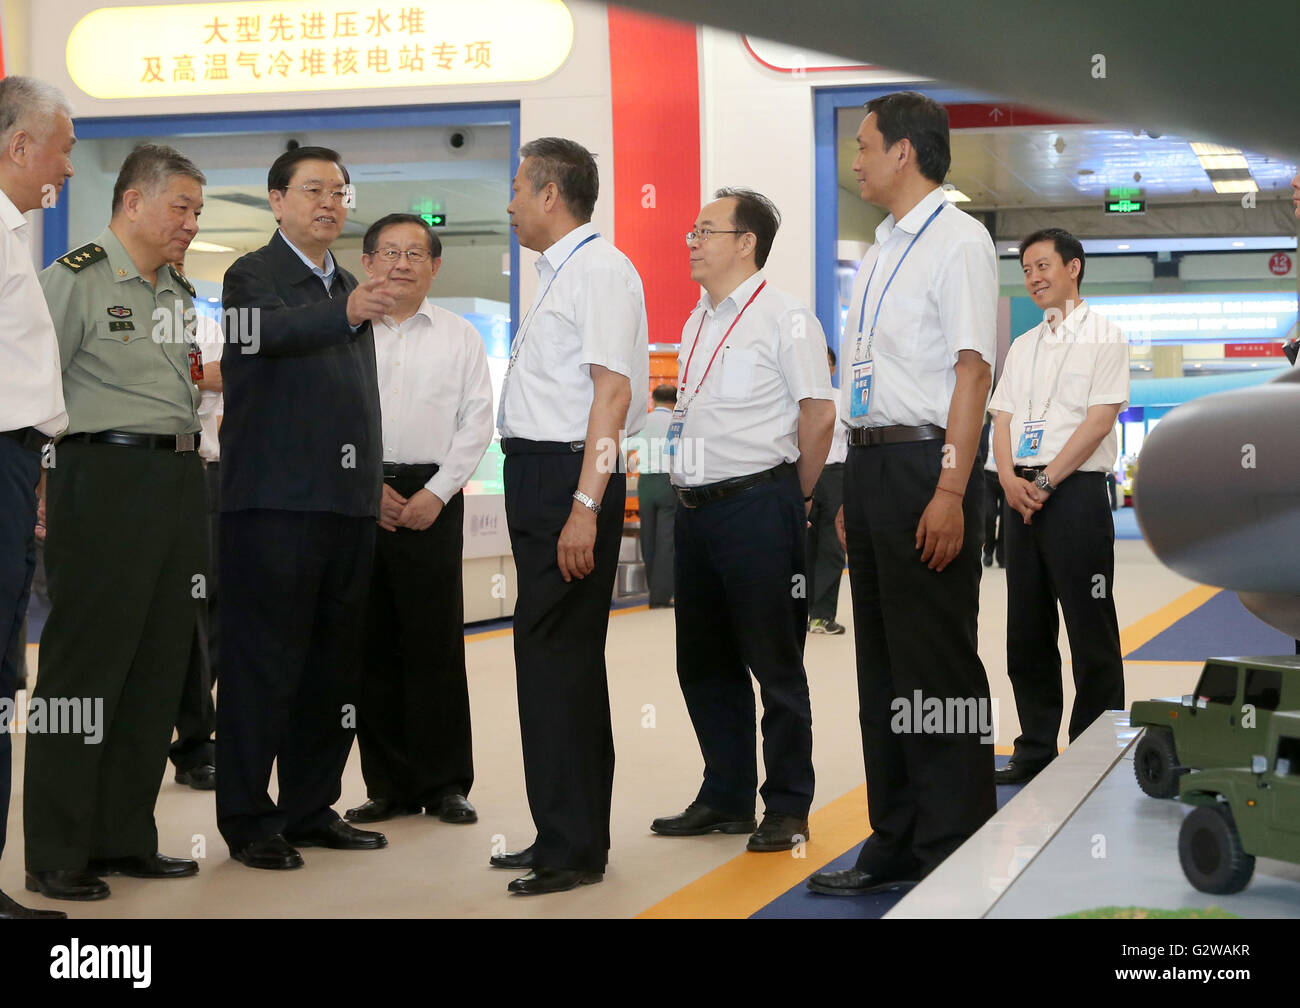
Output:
top-left (1176, 712), bottom-right (1300, 893)
top-left (1129, 655), bottom-right (1300, 798)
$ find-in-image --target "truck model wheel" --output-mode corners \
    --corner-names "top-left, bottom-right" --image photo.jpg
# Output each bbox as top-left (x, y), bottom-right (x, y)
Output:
top-left (1134, 726), bottom-right (1185, 798)
top-left (1178, 803), bottom-right (1255, 895)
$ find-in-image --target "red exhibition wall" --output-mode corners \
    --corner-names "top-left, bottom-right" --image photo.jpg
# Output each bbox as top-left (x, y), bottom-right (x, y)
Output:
top-left (607, 6), bottom-right (700, 347)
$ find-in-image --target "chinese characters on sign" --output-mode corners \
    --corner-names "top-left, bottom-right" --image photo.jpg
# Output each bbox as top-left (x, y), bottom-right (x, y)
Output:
top-left (141, 9), bottom-right (493, 83)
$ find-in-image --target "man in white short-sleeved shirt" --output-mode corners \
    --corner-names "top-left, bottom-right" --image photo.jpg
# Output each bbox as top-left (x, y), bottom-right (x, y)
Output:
top-left (492, 137), bottom-right (648, 896)
top-left (809, 91), bottom-right (998, 898)
top-left (990, 227), bottom-right (1129, 785)
top-left (650, 188), bottom-right (835, 854)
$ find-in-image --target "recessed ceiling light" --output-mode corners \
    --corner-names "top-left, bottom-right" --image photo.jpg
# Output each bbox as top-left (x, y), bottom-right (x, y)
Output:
top-left (1231, 241), bottom-right (1245, 247)
top-left (1117, 243), bottom-right (1131, 250)
top-left (187, 240), bottom-right (235, 253)
top-left (1212, 179), bottom-right (1259, 194)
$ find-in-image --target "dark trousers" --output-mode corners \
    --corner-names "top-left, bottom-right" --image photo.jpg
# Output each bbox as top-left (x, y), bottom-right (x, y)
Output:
top-left (503, 447), bottom-right (623, 872)
top-left (637, 472), bottom-right (675, 607)
top-left (807, 462), bottom-right (846, 621)
top-left (25, 440), bottom-right (205, 870)
top-left (0, 436), bottom-right (40, 864)
top-left (172, 460), bottom-right (221, 771)
top-left (359, 478), bottom-right (472, 804)
top-left (216, 510), bottom-right (374, 851)
top-left (674, 468), bottom-right (814, 818)
top-left (1004, 471), bottom-right (1124, 763)
top-left (844, 440), bottom-right (995, 877)
top-left (982, 469), bottom-right (1005, 565)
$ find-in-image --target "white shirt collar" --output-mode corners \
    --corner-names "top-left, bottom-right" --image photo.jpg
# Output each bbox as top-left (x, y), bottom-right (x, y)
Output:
top-left (538, 221), bottom-right (599, 272)
top-left (874, 185), bottom-right (947, 246)
top-left (0, 189), bottom-right (29, 235)
top-left (279, 229), bottom-right (336, 280)
top-left (700, 269), bottom-right (765, 315)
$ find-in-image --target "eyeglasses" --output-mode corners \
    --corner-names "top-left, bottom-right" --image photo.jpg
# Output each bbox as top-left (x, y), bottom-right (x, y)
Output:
top-left (369, 248), bottom-right (430, 263)
top-left (685, 228), bottom-right (746, 245)
top-left (282, 184), bottom-right (354, 205)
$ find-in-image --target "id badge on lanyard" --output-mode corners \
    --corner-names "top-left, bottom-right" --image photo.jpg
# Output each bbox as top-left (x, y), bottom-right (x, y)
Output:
top-left (665, 409), bottom-right (686, 457)
top-left (1017, 420), bottom-right (1045, 458)
top-left (849, 360), bottom-right (874, 419)
top-left (187, 342), bottom-right (204, 383)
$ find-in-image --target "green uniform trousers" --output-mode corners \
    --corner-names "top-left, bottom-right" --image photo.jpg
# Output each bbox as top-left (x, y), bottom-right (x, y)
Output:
top-left (24, 439), bottom-right (206, 871)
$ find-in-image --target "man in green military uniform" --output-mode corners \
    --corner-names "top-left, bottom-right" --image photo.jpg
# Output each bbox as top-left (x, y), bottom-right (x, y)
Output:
top-left (23, 144), bottom-right (208, 902)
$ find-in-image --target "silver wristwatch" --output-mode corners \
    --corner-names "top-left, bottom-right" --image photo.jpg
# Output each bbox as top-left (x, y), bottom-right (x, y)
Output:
top-left (573, 490), bottom-right (601, 515)
top-left (1034, 471), bottom-right (1057, 494)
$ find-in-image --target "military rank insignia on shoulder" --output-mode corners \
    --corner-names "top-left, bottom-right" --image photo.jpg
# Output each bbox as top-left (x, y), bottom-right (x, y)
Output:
top-left (169, 266), bottom-right (196, 298)
top-left (57, 243), bottom-right (107, 271)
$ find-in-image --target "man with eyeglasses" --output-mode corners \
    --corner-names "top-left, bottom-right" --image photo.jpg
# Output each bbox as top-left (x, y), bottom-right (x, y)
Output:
top-left (217, 145), bottom-right (396, 870)
top-left (651, 188), bottom-right (835, 854)
top-left (343, 213), bottom-right (492, 829)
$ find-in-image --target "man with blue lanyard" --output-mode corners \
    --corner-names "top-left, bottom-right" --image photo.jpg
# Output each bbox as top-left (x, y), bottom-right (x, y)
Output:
top-left (990, 228), bottom-right (1128, 785)
top-left (808, 91), bottom-right (998, 896)
top-left (492, 137), bottom-right (649, 895)
top-left (651, 188), bottom-right (835, 853)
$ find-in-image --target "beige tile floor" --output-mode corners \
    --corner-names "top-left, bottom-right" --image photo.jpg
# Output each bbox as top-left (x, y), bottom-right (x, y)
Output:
top-left (2, 536), bottom-right (1210, 918)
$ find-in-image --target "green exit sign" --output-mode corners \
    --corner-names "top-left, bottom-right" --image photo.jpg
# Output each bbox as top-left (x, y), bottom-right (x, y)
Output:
top-left (420, 212), bottom-right (447, 227)
top-left (1107, 186), bottom-right (1142, 200)
top-left (1104, 198), bottom-right (1146, 214)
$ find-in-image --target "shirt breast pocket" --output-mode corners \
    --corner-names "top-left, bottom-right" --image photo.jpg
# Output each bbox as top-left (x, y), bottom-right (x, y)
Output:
top-left (1060, 371), bottom-right (1092, 415)
top-left (872, 292), bottom-right (928, 361)
top-left (90, 319), bottom-right (161, 387)
top-left (717, 347), bottom-right (758, 400)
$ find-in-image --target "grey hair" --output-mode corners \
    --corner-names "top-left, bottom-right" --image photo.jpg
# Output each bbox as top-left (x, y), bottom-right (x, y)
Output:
top-left (111, 144), bottom-right (206, 214)
top-left (0, 76), bottom-right (73, 144)
top-left (518, 137), bottom-right (598, 222)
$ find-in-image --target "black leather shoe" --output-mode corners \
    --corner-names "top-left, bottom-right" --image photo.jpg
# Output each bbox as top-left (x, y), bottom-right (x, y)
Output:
top-left (175, 764), bottom-right (216, 790)
top-left (87, 852), bottom-right (198, 879)
top-left (344, 798), bottom-right (421, 823)
top-left (489, 845), bottom-right (535, 869)
top-left (995, 757), bottom-right (1051, 786)
top-left (286, 820), bottom-right (387, 850)
top-left (25, 869), bottom-right (110, 901)
top-left (0, 888), bottom-right (68, 919)
top-left (650, 801), bottom-right (757, 837)
top-left (230, 834), bottom-right (304, 871)
top-left (806, 867), bottom-right (919, 896)
top-left (506, 867), bottom-right (603, 895)
top-left (429, 793), bottom-right (477, 824)
top-left (747, 812), bottom-right (810, 852)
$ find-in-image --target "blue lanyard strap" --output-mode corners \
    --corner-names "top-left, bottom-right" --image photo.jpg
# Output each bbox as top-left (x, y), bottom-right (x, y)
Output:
top-left (507, 233), bottom-right (600, 373)
top-left (853, 201), bottom-right (945, 360)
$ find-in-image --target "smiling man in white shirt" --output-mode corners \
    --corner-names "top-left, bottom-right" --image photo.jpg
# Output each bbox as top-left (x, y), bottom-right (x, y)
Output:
top-left (345, 213), bottom-right (493, 828)
top-left (492, 137), bottom-right (649, 896)
top-left (0, 75), bottom-right (74, 921)
top-left (652, 188), bottom-right (835, 854)
top-left (990, 228), bottom-right (1129, 785)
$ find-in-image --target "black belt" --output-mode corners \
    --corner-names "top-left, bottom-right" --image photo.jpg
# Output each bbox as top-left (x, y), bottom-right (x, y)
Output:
top-left (1014, 465), bottom-right (1046, 479)
top-left (821, 461), bottom-right (846, 471)
top-left (383, 461), bottom-right (440, 479)
top-left (674, 462), bottom-right (796, 509)
top-left (500, 438), bottom-right (585, 455)
top-left (847, 424), bottom-right (945, 448)
top-left (67, 430), bottom-right (200, 453)
top-left (1, 427), bottom-right (50, 452)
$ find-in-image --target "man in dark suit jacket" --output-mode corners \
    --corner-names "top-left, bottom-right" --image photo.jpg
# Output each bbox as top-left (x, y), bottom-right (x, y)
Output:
top-left (217, 145), bottom-right (396, 869)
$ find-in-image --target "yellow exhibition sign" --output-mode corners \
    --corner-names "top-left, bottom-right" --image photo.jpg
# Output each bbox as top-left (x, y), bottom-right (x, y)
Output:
top-left (66, 0), bottom-right (574, 98)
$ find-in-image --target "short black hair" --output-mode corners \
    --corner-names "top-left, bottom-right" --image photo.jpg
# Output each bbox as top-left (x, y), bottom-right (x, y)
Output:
top-left (713, 187), bottom-right (781, 269)
top-left (268, 145), bottom-right (349, 191)
top-left (826, 345), bottom-right (837, 367)
top-left (651, 383), bottom-right (677, 405)
top-left (1019, 227), bottom-right (1086, 291)
top-left (362, 212), bottom-right (442, 259)
top-left (864, 91), bottom-right (951, 185)
top-left (111, 144), bottom-right (206, 215)
top-left (518, 137), bottom-right (598, 222)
